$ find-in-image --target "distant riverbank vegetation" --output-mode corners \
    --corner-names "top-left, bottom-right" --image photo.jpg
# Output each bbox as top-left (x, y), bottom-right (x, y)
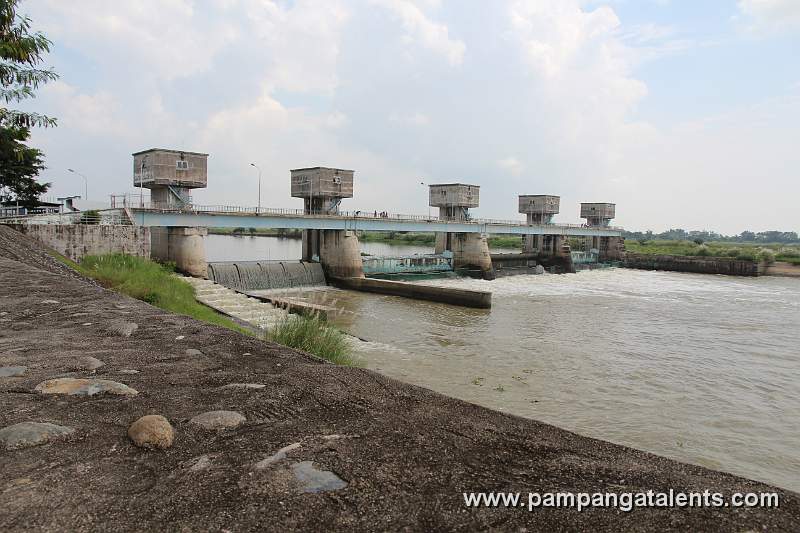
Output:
top-left (623, 240), bottom-right (800, 263)
top-left (209, 227), bottom-right (302, 238)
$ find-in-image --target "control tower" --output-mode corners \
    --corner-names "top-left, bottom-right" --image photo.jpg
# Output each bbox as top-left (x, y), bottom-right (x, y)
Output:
top-left (580, 202), bottom-right (623, 260)
top-left (132, 148), bottom-right (209, 277)
top-left (580, 202), bottom-right (616, 227)
top-left (428, 183), bottom-right (479, 222)
top-left (290, 167), bottom-right (362, 278)
top-left (519, 194), bottom-right (560, 254)
top-left (133, 148), bottom-right (208, 209)
top-left (428, 183), bottom-right (493, 279)
top-left (290, 167), bottom-right (354, 215)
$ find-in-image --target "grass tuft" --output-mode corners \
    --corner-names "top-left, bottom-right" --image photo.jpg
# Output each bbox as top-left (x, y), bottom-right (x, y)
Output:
top-left (267, 315), bottom-right (359, 366)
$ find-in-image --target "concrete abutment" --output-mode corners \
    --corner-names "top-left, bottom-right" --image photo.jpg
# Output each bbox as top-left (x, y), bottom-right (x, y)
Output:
top-left (150, 226), bottom-right (208, 278)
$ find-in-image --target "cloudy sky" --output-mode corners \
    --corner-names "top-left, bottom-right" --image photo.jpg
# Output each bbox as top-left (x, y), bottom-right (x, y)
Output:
top-left (20, 0), bottom-right (800, 233)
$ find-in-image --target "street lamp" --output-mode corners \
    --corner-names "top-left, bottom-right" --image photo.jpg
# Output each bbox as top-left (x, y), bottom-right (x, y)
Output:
top-left (67, 168), bottom-right (88, 202)
top-left (420, 180), bottom-right (430, 219)
top-left (250, 163), bottom-right (261, 213)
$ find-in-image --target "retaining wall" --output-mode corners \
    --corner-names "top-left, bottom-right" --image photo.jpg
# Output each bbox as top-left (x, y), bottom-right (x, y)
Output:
top-left (331, 277), bottom-right (492, 309)
top-left (10, 224), bottom-right (150, 262)
top-left (623, 253), bottom-right (759, 276)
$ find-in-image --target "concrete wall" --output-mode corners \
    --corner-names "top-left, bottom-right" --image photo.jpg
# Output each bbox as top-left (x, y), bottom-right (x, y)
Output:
top-left (332, 277), bottom-right (492, 309)
top-left (623, 253), bottom-right (759, 276)
top-left (319, 230), bottom-right (364, 279)
top-left (11, 224), bottom-right (150, 262)
top-left (450, 233), bottom-right (495, 279)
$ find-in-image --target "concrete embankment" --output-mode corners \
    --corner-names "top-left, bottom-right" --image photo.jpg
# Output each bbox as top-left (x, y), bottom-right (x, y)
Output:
top-left (11, 223), bottom-right (150, 262)
top-left (1, 225), bottom-right (798, 531)
top-left (623, 253), bottom-right (760, 276)
top-left (331, 276), bottom-right (492, 309)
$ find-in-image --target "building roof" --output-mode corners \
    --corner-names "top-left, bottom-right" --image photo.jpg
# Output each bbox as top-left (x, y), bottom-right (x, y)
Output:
top-left (519, 194), bottom-right (559, 198)
top-left (428, 183), bottom-right (480, 188)
top-left (131, 148), bottom-right (209, 157)
top-left (290, 167), bottom-right (354, 172)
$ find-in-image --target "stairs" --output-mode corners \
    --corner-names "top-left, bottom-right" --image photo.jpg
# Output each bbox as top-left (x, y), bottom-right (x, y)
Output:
top-left (182, 276), bottom-right (289, 330)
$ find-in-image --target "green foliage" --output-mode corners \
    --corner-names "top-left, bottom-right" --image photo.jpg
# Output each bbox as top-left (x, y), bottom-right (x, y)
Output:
top-left (757, 248), bottom-right (775, 264)
top-left (1, 0), bottom-right (58, 128)
top-left (693, 238), bottom-right (704, 245)
top-left (267, 315), bottom-right (358, 366)
top-left (75, 254), bottom-right (251, 335)
top-left (0, 125), bottom-right (47, 206)
top-left (232, 227), bottom-right (245, 235)
top-left (695, 244), bottom-right (710, 256)
top-left (80, 209), bottom-right (99, 225)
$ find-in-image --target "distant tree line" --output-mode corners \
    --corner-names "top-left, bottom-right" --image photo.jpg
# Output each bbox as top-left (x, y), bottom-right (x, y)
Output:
top-left (623, 228), bottom-right (800, 245)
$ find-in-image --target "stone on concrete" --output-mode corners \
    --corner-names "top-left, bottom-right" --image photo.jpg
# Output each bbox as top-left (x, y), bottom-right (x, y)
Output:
top-left (185, 348), bottom-right (203, 356)
top-left (35, 378), bottom-right (138, 396)
top-left (74, 356), bottom-right (105, 371)
top-left (189, 454), bottom-right (213, 471)
top-left (221, 383), bottom-right (266, 390)
top-left (189, 410), bottom-right (246, 430)
top-left (0, 422), bottom-right (74, 450)
top-left (41, 299), bottom-right (59, 304)
top-left (291, 461), bottom-right (348, 493)
top-left (118, 369), bottom-right (140, 375)
top-left (0, 366), bottom-right (27, 377)
top-left (106, 321), bottom-right (138, 337)
top-left (254, 443), bottom-right (301, 469)
top-left (127, 415), bottom-right (174, 449)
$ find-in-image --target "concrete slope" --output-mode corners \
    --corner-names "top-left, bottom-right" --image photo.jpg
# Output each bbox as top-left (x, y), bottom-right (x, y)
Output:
top-left (0, 225), bottom-right (798, 531)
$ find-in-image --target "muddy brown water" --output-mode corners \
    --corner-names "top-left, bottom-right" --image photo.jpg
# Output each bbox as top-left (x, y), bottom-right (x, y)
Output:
top-left (209, 235), bottom-right (800, 492)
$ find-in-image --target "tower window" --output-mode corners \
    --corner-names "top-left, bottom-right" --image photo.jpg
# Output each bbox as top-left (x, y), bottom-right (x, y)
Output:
top-left (176, 160), bottom-right (189, 170)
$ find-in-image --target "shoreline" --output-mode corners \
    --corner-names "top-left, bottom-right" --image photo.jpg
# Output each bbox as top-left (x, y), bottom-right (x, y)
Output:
top-left (1, 226), bottom-right (798, 531)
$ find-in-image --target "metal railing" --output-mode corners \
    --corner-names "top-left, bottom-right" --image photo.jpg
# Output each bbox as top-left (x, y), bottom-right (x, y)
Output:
top-left (129, 202), bottom-right (623, 230)
top-left (0, 209), bottom-right (132, 226)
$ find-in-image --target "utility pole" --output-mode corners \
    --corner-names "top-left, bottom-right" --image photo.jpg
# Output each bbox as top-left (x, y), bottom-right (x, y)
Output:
top-left (68, 168), bottom-right (88, 202)
top-left (250, 163), bottom-right (262, 213)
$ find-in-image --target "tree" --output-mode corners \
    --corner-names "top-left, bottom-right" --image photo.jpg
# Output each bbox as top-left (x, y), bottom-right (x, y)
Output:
top-left (1, 0), bottom-right (58, 128)
top-left (0, 125), bottom-right (47, 206)
top-left (0, 0), bottom-right (57, 205)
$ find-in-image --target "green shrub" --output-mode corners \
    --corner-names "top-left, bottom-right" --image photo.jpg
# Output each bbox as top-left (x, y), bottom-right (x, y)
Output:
top-left (725, 248), bottom-right (741, 257)
top-left (80, 209), bottom-right (100, 225)
top-left (695, 245), bottom-right (711, 256)
top-left (267, 315), bottom-right (358, 366)
top-left (757, 248), bottom-right (775, 263)
top-left (736, 250), bottom-right (756, 261)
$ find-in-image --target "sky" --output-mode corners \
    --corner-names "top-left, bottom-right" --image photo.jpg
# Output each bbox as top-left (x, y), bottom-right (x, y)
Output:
top-left (18, 0), bottom-right (800, 234)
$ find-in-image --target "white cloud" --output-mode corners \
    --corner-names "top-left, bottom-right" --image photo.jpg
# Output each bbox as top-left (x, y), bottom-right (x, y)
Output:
top-left (498, 157), bottom-right (524, 177)
top-left (389, 111), bottom-right (430, 126)
top-left (371, 0), bottom-right (466, 66)
top-left (737, 0), bottom-right (800, 34)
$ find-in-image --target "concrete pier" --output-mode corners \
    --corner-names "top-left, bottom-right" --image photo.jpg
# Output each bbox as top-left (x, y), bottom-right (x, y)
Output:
top-left (318, 230), bottom-right (364, 279)
top-left (150, 226), bottom-right (208, 277)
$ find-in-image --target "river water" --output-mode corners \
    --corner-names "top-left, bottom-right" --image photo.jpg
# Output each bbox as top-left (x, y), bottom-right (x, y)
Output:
top-left (207, 234), bottom-right (800, 492)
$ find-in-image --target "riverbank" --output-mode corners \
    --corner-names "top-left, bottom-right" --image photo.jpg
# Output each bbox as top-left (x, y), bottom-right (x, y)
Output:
top-left (1, 226), bottom-right (798, 531)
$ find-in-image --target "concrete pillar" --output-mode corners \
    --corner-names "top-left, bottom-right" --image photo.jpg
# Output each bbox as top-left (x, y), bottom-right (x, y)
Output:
top-left (522, 234), bottom-right (540, 254)
top-left (302, 229), bottom-right (320, 261)
top-left (451, 233), bottom-right (495, 280)
top-left (599, 236), bottom-right (625, 261)
top-left (150, 226), bottom-right (207, 278)
top-left (434, 232), bottom-right (448, 254)
top-left (318, 230), bottom-right (364, 279)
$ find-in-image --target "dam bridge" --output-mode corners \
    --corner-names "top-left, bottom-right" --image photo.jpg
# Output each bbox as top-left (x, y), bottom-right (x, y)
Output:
top-left (4, 148), bottom-right (626, 289)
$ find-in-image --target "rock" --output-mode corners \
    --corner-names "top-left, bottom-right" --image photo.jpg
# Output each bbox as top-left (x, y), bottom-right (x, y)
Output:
top-left (35, 378), bottom-right (138, 396)
top-left (74, 356), bottom-right (105, 371)
top-left (175, 335), bottom-right (185, 340)
top-left (0, 366), bottom-right (27, 377)
top-left (106, 321), bottom-right (138, 337)
top-left (189, 410), bottom-right (246, 430)
top-left (128, 415), bottom-right (174, 449)
top-left (0, 422), bottom-right (74, 450)
top-left (291, 461), bottom-right (348, 493)
top-left (185, 348), bottom-right (203, 356)
top-left (255, 443), bottom-right (301, 469)
top-left (220, 383), bottom-right (266, 390)
top-left (189, 454), bottom-right (213, 471)
top-left (40, 299), bottom-right (59, 304)
top-left (82, 322), bottom-right (93, 326)
top-left (242, 352), bottom-right (251, 356)
top-left (118, 369), bottom-right (140, 375)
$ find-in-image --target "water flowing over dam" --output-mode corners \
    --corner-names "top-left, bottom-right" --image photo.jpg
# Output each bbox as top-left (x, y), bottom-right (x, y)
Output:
top-left (206, 260), bottom-right (325, 291)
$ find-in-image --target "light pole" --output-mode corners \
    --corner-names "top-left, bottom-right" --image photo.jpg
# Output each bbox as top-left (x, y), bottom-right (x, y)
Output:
top-left (420, 180), bottom-right (430, 219)
top-left (250, 163), bottom-right (261, 213)
top-left (68, 168), bottom-right (88, 202)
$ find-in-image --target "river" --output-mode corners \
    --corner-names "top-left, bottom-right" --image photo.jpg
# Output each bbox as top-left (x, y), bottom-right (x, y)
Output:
top-left (207, 234), bottom-right (800, 492)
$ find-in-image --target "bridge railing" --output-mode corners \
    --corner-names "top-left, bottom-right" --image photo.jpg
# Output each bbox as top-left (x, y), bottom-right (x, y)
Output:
top-left (128, 203), bottom-right (623, 231)
top-left (0, 210), bottom-right (132, 226)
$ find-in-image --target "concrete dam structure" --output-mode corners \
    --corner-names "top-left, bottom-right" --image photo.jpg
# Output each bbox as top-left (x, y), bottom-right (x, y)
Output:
top-left (206, 261), bottom-right (325, 292)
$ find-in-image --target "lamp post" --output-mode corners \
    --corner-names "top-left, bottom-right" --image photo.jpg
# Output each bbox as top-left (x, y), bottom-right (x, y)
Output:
top-left (250, 163), bottom-right (261, 213)
top-left (67, 168), bottom-right (88, 202)
top-left (420, 180), bottom-right (430, 219)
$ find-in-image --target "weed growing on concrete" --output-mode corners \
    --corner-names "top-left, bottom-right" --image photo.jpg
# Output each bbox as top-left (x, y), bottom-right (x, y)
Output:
top-left (266, 315), bottom-right (358, 366)
top-left (71, 253), bottom-right (251, 335)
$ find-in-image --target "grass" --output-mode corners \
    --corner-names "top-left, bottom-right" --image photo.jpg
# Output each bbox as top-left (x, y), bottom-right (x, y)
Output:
top-left (624, 239), bottom-right (799, 263)
top-left (266, 315), bottom-right (359, 366)
top-left (56, 252), bottom-right (252, 335)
